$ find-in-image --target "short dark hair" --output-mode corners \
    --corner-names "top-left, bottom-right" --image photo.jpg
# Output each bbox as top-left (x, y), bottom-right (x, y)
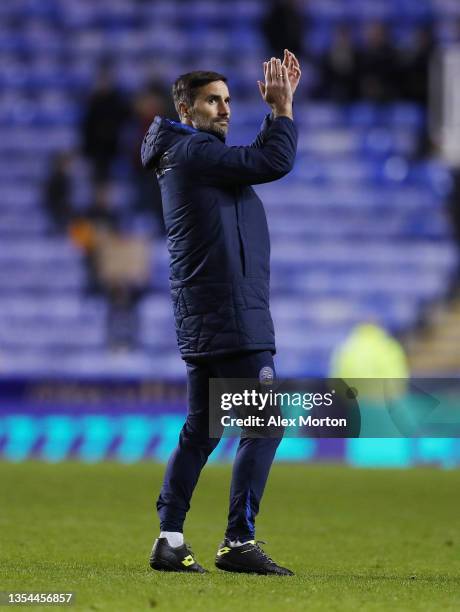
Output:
top-left (172, 71), bottom-right (227, 116)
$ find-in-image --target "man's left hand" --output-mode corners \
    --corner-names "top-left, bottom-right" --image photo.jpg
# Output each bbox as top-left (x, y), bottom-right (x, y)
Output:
top-left (282, 49), bottom-right (301, 96)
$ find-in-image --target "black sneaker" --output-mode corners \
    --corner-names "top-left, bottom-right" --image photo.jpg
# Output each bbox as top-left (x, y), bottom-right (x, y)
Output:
top-left (149, 537), bottom-right (207, 573)
top-left (215, 539), bottom-right (294, 576)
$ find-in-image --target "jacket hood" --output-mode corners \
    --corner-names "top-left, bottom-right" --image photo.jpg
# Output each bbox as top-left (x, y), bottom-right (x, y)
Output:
top-left (141, 116), bottom-right (198, 170)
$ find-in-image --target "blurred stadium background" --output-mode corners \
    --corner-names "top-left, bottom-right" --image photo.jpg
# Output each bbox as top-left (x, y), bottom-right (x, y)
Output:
top-left (1, 0), bottom-right (460, 467)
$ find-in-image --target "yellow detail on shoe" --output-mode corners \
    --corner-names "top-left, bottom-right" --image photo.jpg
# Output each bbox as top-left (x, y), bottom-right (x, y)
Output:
top-left (217, 547), bottom-right (231, 556)
top-left (182, 555), bottom-right (195, 566)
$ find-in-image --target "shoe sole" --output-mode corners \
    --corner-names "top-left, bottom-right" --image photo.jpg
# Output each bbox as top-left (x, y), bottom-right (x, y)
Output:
top-left (215, 561), bottom-right (293, 576)
top-left (150, 559), bottom-right (207, 573)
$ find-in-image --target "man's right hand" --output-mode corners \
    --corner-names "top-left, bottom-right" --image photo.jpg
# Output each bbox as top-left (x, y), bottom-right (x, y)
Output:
top-left (257, 57), bottom-right (293, 120)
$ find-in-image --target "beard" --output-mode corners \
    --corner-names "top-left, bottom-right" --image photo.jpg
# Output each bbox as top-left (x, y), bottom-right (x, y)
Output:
top-left (191, 112), bottom-right (228, 142)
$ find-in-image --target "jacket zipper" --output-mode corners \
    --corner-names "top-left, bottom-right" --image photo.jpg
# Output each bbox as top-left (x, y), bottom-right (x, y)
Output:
top-left (235, 190), bottom-right (247, 277)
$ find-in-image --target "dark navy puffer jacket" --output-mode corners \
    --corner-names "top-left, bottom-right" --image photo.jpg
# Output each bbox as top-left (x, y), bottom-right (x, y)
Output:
top-left (141, 113), bottom-right (297, 359)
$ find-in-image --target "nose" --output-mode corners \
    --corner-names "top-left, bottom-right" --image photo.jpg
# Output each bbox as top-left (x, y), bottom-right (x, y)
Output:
top-left (217, 100), bottom-right (229, 117)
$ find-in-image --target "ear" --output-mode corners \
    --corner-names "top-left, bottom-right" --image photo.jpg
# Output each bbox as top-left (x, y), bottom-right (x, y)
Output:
top-left (179, 101), bottom-right (190, 120)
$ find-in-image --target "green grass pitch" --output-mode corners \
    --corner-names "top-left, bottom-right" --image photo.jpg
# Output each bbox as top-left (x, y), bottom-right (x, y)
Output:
top-left (1, 462), bottom-right (460, 611)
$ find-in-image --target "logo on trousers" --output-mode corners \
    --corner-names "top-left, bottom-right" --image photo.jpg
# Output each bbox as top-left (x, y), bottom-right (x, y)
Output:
top-left (259, 366), bottom-right (274, 386)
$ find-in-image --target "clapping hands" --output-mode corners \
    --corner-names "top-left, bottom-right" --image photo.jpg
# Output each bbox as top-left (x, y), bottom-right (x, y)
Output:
top-left (282, 49), bottom-right (301, 95)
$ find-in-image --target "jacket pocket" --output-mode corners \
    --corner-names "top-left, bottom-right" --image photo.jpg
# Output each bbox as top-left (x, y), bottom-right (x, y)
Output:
top-left (173, 282), bottom-right (239, 354)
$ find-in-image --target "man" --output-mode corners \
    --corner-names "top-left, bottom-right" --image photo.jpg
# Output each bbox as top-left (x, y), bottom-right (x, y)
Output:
top-left (141, 51), bottom-right (301, 575)
top-left (82, 63), bottom-right (130, 181)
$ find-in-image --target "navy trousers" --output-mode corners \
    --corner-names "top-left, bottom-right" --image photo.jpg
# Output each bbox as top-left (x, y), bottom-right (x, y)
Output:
top-left (157, 350), bottom-right (282, 542)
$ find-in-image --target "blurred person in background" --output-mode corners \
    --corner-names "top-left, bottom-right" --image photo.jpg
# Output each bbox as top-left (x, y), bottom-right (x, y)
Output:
top-left (105, 284), bottom-right (141, 352)
top-left (262, 0), bottom-right (306, 59)
top-left (130, 80), bottom-right (173, 235)
top-left (318, 23), bottom-right (359, 102)
top-left (329, 323), bottom-right (410, 432)
top-left (69, 180), bottom-right (119, 295)
top-left (43, 151), bottom-right (74, 234)
top-left (70, 180), bottom-right (150, 350)
top-left (95, 233), bottom-right (151, 352)
top-left (357, 21), bottom-right (400, 102)
top-left (330, 322), bottom-right (409, 380)
top-left (142, 52), bottom-right (301, 576)
top-left (400, 24), bottom-right (436, 105)
top-left (81, 62), bottom-right (131, 182)
top-left (401, 23), bottom-right (437, 157)
top-left (85, 180), bottom-right (119, 234)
